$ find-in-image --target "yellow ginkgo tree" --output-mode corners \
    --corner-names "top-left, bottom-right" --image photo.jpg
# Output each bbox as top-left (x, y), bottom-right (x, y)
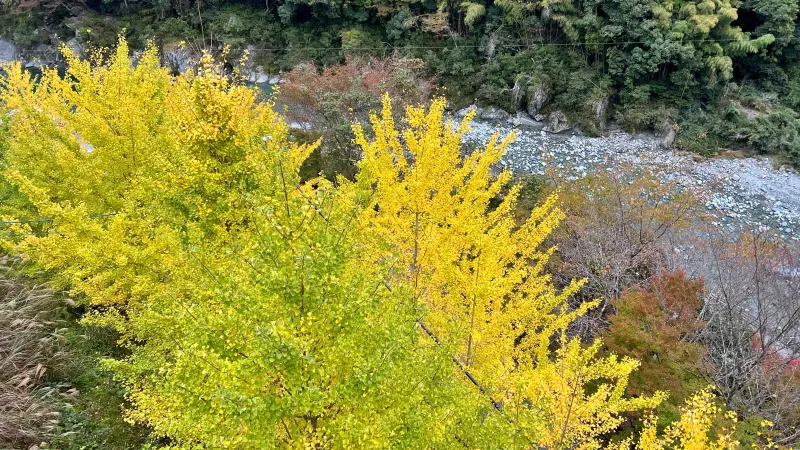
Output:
top-left (1, 41), bottom-right (510, 449)
top-left (0, 39), bottom-right (781, 449)
top-left (349, 95), bottom-right (665, 449)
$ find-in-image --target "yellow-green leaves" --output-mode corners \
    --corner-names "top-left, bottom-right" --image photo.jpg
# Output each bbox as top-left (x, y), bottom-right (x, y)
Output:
top-left (351, 96), bottom-right (663, 449)
top-left (1, 39), bottom-right (748, 450)
top-left (0, 40), bottom-right (497, 449)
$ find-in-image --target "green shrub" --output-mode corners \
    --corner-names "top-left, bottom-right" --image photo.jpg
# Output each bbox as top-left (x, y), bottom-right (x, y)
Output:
top-left (616, 85), bottom-right (679, 132)
top-left (676, 98), bottom-right (800, 168)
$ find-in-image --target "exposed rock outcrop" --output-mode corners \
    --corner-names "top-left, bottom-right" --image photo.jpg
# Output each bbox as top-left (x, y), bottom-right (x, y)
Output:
top-left (527, 78), bottom-right (551, 117)
top-left (511, 112), bottom-right (544, 129)
top-left (592, 97), bottom-right (610, 132)
top-left (162, 43), bottom-right (194, 74)
top-left (545, 110), bottom-right (571, 133)
top-left (455, 105), bottom-right (480, 118)
top-left (0, 39), bottom-right (19, 62)
top-left (481, 107), bottom-right (510, 121)
top-left (64, 38), bottom-right (84, 59)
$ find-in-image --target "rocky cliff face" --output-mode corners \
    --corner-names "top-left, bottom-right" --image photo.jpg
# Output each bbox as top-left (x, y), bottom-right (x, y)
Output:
top-left (0, 39), bottom-right (19, 62)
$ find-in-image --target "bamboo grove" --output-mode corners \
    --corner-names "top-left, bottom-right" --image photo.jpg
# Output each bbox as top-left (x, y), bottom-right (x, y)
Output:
top-left (0, 41), bottom-right (776, 449)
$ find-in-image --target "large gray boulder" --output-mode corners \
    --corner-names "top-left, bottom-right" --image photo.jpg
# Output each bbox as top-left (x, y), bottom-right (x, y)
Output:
top-left (455, 105), bottom-right (480, 118)
top-left (64, 38), bottom-right (85, 59)
top-left (0, 39), bottom-right (19, 62)
top-left (593, 97), bottom-right (610, 132)
top-left (657, 117), bottom-right (678, 148)
top-left (247, 66), bottom-right (270, 84)
top-left (545, 110), bottom-right (571, 133)
top-left (660, 127), bottom-right (677, 148)
top-left (481, 107), bottom-right (510, 121)
top-left (511, 111), bottom-right (544, 129)
top-left (23, 44), bottom-right (60, 69)
top-left (733, 101), bottom-right (761, 119)
top-left (527, 78), bottom-right (551, 116)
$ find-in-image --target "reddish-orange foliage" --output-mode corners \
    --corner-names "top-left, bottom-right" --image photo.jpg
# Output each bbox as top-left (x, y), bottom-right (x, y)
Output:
top-left (279, 55), bottom-right (433, 128)
top-left (751, 334), bottom-right (800, 378)
top-left (278, 56), bottom-right (433, 179)
top-left (604, 271), bottom-right (709, 406)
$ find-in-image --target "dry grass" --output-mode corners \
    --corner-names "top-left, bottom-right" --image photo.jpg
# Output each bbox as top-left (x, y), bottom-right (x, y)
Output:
top-left (0, 256), bottom-right (68, 449)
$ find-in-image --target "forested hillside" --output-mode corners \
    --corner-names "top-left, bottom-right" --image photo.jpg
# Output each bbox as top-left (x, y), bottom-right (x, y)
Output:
top-left (3, 0), bottom-right (800, 166)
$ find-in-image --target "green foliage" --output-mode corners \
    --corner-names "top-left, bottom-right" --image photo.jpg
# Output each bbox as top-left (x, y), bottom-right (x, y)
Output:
top-left (674, 109), bottom-right (730, 157)
top-left (462, 2), bottom-right (486, 28)
top-left (615, 94), bottom-right (678, 133)
top-left (742, 0), bottom-right (799, 48)
top-left (1, 0), bottom-right (795, 149)
top-left (675, 90), bottom-right (800, 167)
top-left (205, 6), bottom-right (279, 48)
top-left (512, 174), bottom-right (546, 221)
top-left (46, 322), bottom-right (153, 450)
top-left (783, 66), bottom-right (800, 109)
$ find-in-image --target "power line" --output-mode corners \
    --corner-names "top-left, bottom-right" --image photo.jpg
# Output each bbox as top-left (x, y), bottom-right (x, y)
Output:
top-left (212, 38), bottom-right (750, 51)
top-left (10, 37), bottom-right (753, 57)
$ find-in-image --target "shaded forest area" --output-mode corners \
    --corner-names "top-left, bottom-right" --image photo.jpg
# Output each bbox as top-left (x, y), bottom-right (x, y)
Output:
top-left (3, 0), bottom-right (800, 167)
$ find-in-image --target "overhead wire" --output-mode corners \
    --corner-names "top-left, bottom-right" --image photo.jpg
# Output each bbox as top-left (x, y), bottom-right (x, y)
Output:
top-left (239, 38), bottom-right (749, 52)
top-left (11, 37), bottom-right (754, 57)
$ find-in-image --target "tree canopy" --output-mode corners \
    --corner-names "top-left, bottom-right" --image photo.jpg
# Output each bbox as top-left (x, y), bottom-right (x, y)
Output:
top-left (0, 41), bottom-right (782, 449)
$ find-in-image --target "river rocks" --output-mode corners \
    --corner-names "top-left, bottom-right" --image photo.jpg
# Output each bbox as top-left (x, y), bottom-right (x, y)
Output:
top-left (0, 39), bottom-right (19, 62)
top-left (527, 78), bottom-right (551, 116)
top-left (460, 117), bottom-right (800, 242)
top-left (544, 110), bottom-right (571, 133)
top-left (481, 107), bottom-right (510, 121)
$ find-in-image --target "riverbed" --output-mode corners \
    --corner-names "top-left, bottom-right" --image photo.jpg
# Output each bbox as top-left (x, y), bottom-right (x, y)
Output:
top-left (461, 120), bottom-right (800, 242)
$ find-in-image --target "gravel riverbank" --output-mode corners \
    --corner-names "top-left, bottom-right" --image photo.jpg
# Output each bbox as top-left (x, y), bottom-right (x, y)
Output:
top-left (461, 120), bottom-right (800, 242)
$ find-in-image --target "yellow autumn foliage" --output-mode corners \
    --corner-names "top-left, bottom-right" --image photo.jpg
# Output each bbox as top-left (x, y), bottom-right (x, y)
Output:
top-left (350, 94), bottom-right (665, 449)
top-left (0, 41), bottom-right (783, 449)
